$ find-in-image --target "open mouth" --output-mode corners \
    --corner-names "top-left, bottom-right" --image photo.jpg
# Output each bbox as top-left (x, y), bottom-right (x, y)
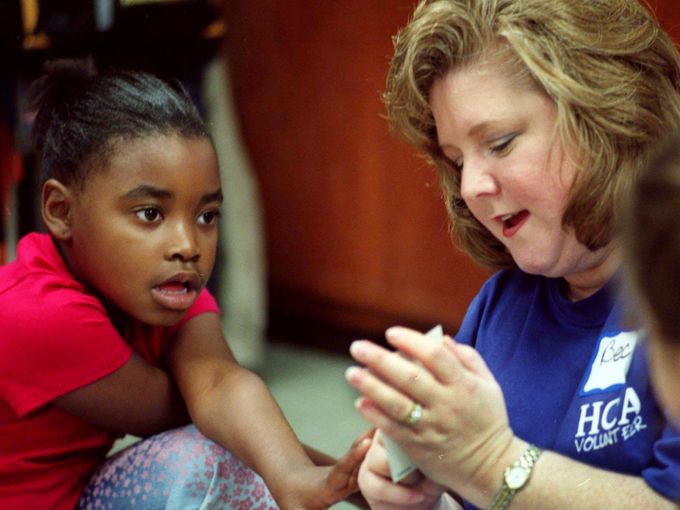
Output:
top-left (499, 210), bottom-right (529, 237)
top-left (151, 274), bottom-right (200, 311)
top-left (155, 281), bottom-right (192, 293)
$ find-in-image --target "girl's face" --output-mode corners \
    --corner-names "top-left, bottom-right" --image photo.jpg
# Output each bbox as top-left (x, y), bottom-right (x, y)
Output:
top-left (65, 133), bottom-right (221, 326)
top-left (430, 59), bottom-right (616, 292)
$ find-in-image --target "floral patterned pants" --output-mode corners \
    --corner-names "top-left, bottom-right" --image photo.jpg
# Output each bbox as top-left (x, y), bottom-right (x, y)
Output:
top-left (77, 425), bottom-right (278, 510)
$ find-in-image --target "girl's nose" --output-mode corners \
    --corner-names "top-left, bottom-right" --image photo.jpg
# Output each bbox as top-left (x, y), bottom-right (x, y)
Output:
top-left (460, 159), bottom-right (500, 202)
top-left (167, 223), bottom-right (200, 263)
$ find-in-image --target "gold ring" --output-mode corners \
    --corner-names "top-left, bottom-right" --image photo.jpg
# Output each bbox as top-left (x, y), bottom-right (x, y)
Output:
top-left (404, 402), bottom-right (423, 426)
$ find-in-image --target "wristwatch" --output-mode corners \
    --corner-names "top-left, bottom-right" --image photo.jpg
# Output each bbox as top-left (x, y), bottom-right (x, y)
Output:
top-left (489, 444), bottom-right (542, 510)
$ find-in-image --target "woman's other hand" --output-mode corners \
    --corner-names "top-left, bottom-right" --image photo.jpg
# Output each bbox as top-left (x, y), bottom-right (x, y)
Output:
top-left (358, 429), bottom-right (447, 510)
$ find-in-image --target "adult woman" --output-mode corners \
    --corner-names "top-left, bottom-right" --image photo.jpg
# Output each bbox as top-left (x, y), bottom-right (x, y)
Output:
top-left (345, 0), bottom-right (680, 508)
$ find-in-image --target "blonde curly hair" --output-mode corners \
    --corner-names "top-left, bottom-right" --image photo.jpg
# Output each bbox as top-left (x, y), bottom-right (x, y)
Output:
top-left (385, 0), bottom-right (680, 269)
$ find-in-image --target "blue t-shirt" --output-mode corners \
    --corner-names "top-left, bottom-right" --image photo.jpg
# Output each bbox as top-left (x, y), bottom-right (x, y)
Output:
top-left (455, 270), bottom-right (680, 508)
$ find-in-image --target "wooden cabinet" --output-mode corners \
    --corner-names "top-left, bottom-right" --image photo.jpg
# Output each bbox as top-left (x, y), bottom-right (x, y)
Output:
top-left (223, 1), bottom-right (490, 347)
top-left (224, 0), bottom-right (680, 347)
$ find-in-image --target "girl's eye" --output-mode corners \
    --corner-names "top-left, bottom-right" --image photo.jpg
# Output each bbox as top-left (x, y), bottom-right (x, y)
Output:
top-left (135, 207), bottom-right (162, 223)
top-left (198, 209), bottom-right (221, 225)
top-left (490, 134), bottom-right (515, 156)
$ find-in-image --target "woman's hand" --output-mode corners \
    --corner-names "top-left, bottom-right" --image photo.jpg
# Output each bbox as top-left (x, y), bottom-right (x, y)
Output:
top-left (345, 326), bottom-right (516, 502)
top-left (358, 430), bottom-right (447, 510)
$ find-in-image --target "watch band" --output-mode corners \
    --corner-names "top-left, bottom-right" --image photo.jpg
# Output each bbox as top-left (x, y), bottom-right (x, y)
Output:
top-left (488, 444), bottom-right (542, 510)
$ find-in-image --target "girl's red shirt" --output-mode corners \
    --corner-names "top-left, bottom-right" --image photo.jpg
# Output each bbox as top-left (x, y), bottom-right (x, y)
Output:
top-left (0, 233), bottom-right (219, 509)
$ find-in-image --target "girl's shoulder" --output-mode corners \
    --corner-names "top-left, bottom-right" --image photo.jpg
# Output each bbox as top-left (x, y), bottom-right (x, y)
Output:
top-left (0, 233), bottom-right (114, 354)
top-left (0, 235), bottom-right (131, 416)
top-left (1, 233), bottom-right (103, 319)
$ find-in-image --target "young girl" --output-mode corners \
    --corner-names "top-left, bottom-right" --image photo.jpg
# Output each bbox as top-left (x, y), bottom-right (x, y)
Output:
top-left (0, 60), bottom-right (370, 509)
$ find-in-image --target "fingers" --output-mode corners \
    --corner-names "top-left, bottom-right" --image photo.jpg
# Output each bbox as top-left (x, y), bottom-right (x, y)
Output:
top-left (385, 327), bottom-right (464, 385)
top-left (346, 327), bottom-right (484, 433)
top-left (346, 368), bottom-right (422, 429)
top-left (359, 468), bottom-right (425, 507)
top-left (366, 429), bottom-right (391, 477)
top-left (322, 436), bottom-right (373, 503)
top-left (333, 432), bottom-right (373, 479)
top-left (348, 340), bottom-right (438, 407)
top-left (358, 436), bottom-right (427, 507)
top-left (452, 343), bottom-right (495, 381)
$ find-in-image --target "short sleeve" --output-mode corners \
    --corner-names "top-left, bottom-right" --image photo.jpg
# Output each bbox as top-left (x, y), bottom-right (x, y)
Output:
top-left (0, 287), bottom-right (132, 417)
top-left (167, 288), bottom-right (220, 335)
top-left (71, 289), bottom-right (221, 371)
top-left (643, 423), bottom-right (680, 500)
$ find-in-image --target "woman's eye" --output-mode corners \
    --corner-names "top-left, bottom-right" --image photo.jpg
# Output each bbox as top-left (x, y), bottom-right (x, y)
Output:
top-left (490, 135), bottom-right (515, 155)
top-left (135, 207), bottom-right (162, 223)
top-left (198, 209), bottom-right (220, 225)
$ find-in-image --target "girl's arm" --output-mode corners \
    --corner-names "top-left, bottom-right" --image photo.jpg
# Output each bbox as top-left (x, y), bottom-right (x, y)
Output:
top-left (53, 352), bottom-right (190, 437)
top-left (167, 311), bottom-right (369, 509)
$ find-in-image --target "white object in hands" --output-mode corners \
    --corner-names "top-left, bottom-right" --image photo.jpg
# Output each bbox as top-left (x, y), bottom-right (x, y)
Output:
top-left (383, 434), bottom-right (417, 483)
top-left (383, 325), bottom-right (444, 483)
top-left (435, 493), bottom-right (465, 510)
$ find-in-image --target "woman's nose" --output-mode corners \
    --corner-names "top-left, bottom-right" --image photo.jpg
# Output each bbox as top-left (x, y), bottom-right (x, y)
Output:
top-left (460, 159), bottom-right (500, 202)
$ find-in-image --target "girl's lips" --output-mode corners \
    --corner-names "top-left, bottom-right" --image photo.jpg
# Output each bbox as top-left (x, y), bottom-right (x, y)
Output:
top-left (501, 210), bottom-right (529, 237)
top-left (151, 283), bottom-right (198, 311)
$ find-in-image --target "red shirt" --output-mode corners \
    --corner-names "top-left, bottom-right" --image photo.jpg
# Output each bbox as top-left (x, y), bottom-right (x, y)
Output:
top-left (0, 233), bottom-right (219, 509)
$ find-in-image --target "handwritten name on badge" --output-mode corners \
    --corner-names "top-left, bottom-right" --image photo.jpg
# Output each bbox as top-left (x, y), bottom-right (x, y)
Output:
top-left (582, 332), bottom-right (638, 394)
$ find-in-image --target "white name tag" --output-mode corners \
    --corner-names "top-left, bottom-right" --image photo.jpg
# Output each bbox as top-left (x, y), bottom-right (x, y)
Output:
top-left (582, 331), bottom-right (639, 394)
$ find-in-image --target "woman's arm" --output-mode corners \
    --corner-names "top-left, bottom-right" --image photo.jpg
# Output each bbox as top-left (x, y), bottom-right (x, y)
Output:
top-left (487, 445), bottom-right (676, 510)
top-left (168, 311), bottom-right (369, 509)
top-left (346, 327), bottom-right (676, 509)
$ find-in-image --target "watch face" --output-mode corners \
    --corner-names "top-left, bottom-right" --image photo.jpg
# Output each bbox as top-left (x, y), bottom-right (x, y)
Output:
top-left (506, 465), bottom-right (530, 490)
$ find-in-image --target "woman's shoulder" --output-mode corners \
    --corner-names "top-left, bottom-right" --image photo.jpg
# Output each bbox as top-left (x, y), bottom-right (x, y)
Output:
top-left (457, 269), bottom-right (542, 341)
top-left (478, 268), bottom-right (543, 298)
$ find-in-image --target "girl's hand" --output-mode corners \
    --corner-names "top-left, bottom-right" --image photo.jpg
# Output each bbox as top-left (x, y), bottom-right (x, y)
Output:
top-left (345, 326), bottom-right (516, 502)
top-left (317, 428), bottom-right (374, 507)
top-left (358, 430), bottom-right (447, 510)
top-left (281, 429), bottom-right (373, 509)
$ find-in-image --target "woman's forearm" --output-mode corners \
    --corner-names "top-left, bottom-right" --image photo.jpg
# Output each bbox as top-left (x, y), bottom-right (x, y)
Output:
top-left (466, 438), bottom-right (675, 510)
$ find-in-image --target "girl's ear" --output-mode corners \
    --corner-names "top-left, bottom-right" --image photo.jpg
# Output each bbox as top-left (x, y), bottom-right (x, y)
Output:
top-left (42, 178), bottom-right (74, 241)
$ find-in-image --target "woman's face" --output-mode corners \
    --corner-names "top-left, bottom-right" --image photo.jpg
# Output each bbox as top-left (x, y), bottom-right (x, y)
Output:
top-left (430, 59), bottom-right (615, 289)
top-left (63, 133), bottom-right (222, 326)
